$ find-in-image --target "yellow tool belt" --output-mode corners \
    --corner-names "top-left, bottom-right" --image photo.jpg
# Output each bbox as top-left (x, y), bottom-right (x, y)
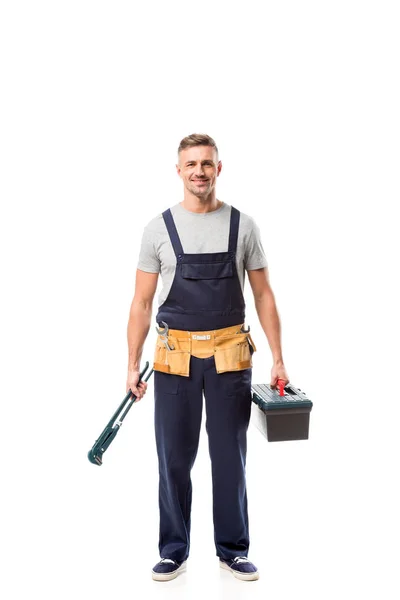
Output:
top-left (153, 323), bottom-right (257, 377)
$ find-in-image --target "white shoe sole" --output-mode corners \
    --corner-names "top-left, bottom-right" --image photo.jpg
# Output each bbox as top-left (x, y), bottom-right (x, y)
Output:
top-left (220, 560), bottom-right (259, 581)
top-left (152, 560), bottom-right (187, 581)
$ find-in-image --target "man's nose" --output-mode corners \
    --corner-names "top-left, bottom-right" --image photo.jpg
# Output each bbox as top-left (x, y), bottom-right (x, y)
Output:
top-left (194, 164), bottom-right (205, 176)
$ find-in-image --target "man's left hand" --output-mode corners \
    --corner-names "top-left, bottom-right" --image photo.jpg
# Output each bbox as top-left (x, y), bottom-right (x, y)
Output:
top-left (270, 362), bottom-right (290, 388)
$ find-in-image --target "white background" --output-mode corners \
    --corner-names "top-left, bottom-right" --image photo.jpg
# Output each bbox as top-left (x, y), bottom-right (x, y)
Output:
top-left (1, 1), bottom-right (399, 599)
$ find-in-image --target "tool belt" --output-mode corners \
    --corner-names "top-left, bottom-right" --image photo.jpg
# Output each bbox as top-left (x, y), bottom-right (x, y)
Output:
top-left (153, 323), bottom-right (257, 377)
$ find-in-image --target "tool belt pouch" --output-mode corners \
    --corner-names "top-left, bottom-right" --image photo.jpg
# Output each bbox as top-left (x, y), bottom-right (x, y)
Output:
top-left (214, 332), bottom-right (256, 374)
top-left (153, 335), bottom-right (191, 377)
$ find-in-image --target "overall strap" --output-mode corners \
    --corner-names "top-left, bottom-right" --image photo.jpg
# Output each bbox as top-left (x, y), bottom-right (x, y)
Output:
top-left (228, 206), bottom-right (240, 253)
top-left (162, 209), bottom-right (184, 258)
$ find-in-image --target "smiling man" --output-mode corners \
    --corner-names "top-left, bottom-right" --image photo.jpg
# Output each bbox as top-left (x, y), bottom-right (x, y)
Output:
top-left (126, 133), bottom-right (289, 581)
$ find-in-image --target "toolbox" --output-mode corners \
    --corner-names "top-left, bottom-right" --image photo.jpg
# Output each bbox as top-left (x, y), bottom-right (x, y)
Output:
top-left (251, 381), bottom-right (313, 442)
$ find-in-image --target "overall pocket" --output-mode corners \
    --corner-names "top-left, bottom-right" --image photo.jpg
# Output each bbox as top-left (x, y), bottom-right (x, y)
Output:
top-left (154, 370), bottom-right (180, 394)
top-left (181, 261), bottom-right (233, 279)
top-left (178, 254), bottom-right (234, 311)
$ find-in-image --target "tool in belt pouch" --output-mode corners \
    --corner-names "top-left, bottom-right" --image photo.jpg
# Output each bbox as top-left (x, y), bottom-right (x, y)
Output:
top-left (153, 321), bottom-right (256, 377)
top-left (153, 334), bottom-right (191, 376)
top-left (153, 321), bottom-right (191, 376)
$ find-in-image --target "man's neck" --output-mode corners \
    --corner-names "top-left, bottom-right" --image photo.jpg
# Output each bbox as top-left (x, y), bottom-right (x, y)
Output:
top-left (180, 195), bottom-right (222, 214)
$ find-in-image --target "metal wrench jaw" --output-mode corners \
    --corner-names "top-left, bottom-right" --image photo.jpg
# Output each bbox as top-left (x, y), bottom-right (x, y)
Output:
top-left (155, 321), bottom-right (174, 350)
top-left (156, 320), bottom-right (169, 335)
top-left (240, 324), bottom-right (250, 333)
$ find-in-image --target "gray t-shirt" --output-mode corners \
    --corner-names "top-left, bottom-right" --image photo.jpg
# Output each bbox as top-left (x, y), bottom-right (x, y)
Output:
top-left (137, 201), bottom-right (268, 308)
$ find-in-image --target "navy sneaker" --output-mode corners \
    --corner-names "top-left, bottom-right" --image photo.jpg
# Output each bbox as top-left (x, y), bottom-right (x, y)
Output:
top-left (151, 558), bottom-right (187, 581)
top-left (220, 556), bottom-right (259, 581)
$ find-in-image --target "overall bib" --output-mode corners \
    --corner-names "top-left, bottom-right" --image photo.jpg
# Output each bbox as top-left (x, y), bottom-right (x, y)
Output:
top-left (154, 206), bottom-right (253, 563)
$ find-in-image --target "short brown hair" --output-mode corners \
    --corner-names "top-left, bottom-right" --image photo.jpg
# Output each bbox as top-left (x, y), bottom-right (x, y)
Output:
top-left (178, 133), bottom-right (219, 159)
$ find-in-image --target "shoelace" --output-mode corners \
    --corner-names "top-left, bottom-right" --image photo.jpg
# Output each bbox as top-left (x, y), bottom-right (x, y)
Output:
top-left (233, 557), bottom-right (251, 564)
top-left (160, 558), bottom-right (178, 565)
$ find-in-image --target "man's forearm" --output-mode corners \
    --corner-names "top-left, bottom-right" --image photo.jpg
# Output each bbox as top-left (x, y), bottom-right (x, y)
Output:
top-left (127, 300), bottom-right (152, 370)
top-left (254, 291), bottom-right (284, 364)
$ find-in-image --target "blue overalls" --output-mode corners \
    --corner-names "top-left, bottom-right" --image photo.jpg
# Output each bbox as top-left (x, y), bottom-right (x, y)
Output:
top-left (154, 206), bottom-right (252, 563)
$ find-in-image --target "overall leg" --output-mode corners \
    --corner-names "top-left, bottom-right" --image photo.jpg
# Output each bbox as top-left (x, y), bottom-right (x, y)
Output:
top-left (203, 357), bottom-right (252, 560)
top-left (154, 356), bottom-right (203, 562)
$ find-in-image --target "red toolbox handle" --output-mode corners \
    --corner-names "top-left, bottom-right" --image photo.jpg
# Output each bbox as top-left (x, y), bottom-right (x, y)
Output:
top-left (277, 379), bottom-right (286, 396)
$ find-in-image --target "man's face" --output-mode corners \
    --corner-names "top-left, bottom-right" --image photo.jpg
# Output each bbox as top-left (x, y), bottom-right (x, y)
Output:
top-left (176, 145), bottom-right (222, 198)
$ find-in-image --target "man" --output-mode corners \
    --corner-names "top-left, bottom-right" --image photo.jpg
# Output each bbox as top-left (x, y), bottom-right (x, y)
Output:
top-left (126, 133), bottom-right (289, 582)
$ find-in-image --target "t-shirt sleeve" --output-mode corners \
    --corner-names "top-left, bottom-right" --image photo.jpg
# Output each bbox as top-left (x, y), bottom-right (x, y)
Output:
top-left (244, 219), bottom-right (268, 270)
top-left (137, 226), bottom-right (161, 273)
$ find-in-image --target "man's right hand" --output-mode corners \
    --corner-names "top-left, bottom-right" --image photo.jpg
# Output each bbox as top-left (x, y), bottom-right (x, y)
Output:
top-left (126, 369), bottom-right (148, 402)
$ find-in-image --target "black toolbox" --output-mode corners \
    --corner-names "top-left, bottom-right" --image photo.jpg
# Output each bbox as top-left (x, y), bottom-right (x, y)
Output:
top-left (251, 382), bottom-right (313, 442)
